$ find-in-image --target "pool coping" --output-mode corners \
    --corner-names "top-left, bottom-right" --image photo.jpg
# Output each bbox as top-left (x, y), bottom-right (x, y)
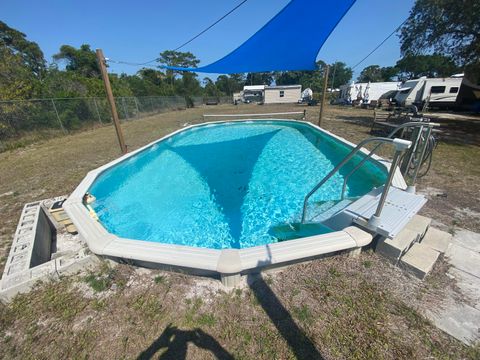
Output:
top-left (64, 119), bottom-right (406, 285)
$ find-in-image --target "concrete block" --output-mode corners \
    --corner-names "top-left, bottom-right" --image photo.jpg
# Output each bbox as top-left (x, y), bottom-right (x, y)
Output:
top-left (56, 253), bottom-right (100, 276)
top-left (400, 243), bottom-right (440, 279)
top-left (405, 214), bottom-right (431, 239)
top-left (421, 227), bottom-right (451, 253)
top-left (376, 228), bottom-right (418, 261)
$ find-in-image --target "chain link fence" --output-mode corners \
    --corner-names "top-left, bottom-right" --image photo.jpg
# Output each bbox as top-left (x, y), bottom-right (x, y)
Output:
top-left (0, 95), bottom-right (233, 144)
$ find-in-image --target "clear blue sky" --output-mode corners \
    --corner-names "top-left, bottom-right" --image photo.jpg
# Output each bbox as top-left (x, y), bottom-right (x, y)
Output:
top-left (1, 0), bottom-right (415, 80)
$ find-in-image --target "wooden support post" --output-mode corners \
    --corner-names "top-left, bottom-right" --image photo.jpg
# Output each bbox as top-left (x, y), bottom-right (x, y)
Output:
top-left (96, 48), bottom-right (127, 154)
top-left (318, 64), bottom-right (329, 127)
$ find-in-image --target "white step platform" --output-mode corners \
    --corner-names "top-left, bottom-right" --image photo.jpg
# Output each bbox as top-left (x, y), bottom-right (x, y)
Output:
top-left (343, 186), bottom-right (427, 239)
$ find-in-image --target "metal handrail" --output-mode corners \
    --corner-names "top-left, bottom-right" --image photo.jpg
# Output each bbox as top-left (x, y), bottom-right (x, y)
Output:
top-left (301, 137), bottom-right (411, 223)
top-left (339, 122), bottom-right (439, 200)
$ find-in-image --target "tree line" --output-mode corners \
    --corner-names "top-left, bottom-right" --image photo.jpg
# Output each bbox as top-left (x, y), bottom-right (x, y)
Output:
top-left (0, 21), bottom-right (353, 101)
top-left (1, 0), bottom-right (478, 103)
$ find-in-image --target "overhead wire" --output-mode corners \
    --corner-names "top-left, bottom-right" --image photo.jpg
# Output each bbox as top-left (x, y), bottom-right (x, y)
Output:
top-left (106, 0), bottom-right (249, 67)
top-left (351, 17), bottom-right (409, 70)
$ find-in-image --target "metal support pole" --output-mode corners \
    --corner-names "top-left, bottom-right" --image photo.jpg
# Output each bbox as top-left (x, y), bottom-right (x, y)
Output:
top-left (51, 99), bottom-right (67, 134)
top-left (93, 98), bottom-right (103, 124)
top-left (407, 126), bottom-right (433, 193)
top-left (368, 148), bottom-right (405, 228)
top-left (302, 109), bottom-right (306, 120)
top-left (318, 65), bottom-right (329, 127)
top-left (401, 125), bottom-right (424, 174)
top-left (96, 48), bottom-right (127, 154)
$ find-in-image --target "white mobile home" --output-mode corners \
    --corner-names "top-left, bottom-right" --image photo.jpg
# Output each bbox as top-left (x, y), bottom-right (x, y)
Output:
top-left (264, 85), bottom-right (302, 104)
top-left (395, 76), bottom-right (463, 108)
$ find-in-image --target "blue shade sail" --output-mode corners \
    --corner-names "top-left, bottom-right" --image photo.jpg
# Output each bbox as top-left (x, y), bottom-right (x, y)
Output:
top-left (163, 0), bottom-right (356, 74)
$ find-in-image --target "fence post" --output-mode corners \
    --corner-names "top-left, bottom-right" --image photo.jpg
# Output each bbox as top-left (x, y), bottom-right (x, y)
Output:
top-left (149, 97), bottom-right (154, 112)
top-left (134, 97), bottom-right (140, 117)
top-left (92, 98), bottom-right (103, 124)
top-left (122, 97), bottom-right (129, 120)
top-left (51, 99), bottom-right (67, 134)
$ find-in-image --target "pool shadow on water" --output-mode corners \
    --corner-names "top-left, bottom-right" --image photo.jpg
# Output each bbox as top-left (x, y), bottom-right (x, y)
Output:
top-left (136, 323), bottom-right (234, 360)
top-left (170, 130), bottom-right (280, 245)
top-left (247, 245), bottom-right (324, 359)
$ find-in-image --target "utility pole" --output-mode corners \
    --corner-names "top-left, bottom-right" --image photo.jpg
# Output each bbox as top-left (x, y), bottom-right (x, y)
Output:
top-left (96, 48), bottom-right (127, 154)
top-left (331, 61), bottom-right (337, 91)
top-left (318, 64), bottom-right (329, 127)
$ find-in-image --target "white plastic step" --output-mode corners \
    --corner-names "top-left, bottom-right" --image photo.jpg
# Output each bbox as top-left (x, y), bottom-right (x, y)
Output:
top-left (400, 243), bottom-right (440, 279)
top-left (376, 227), bottom-right (419, 261)
top-left (345, 186), bottom-right (427, 239)
top-left (421, 227), bottom-right (451, 253)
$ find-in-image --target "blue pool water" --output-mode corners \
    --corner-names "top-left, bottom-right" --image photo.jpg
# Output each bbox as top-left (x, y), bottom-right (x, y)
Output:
top-left (89, 121), bottom-right (387, 249)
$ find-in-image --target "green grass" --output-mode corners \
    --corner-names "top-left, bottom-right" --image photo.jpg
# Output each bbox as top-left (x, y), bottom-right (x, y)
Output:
top-left (154, 275), bottom-right (166, 284)
top-left (292, 304), bottom-right (313, 324)
top-left (84, 274), bottom-right (111, 292)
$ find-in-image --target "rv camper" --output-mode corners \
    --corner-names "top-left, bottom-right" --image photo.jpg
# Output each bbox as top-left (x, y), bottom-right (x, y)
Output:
top-left (456, 79), bottom-right (480, 112)
top-left (394, 76), bottom-right (463, 109)
top-left (242, 85), bottom-right (265, 103)
top-left (338, 81), bottom-right (400, 105)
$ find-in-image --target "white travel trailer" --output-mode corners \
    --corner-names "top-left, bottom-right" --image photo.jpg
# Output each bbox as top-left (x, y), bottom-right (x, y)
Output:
top-left (338, 81), bottom-right (400, 104)
top-left (339, 82), bottom-right (365, 103)
top-left (363, 82), bottom-right (402, 103)
top-left (394, 76), bottom-right (463, 108)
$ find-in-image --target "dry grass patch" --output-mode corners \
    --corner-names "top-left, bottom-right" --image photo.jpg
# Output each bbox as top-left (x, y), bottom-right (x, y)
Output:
top-left (0, 103), bottom-right (479, 358)
top-left (1, 255), bottom-right (479, 359)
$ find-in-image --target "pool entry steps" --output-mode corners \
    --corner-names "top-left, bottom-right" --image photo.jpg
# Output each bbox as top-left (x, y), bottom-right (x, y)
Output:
top-left (377, 214), bottom-right (452, 279)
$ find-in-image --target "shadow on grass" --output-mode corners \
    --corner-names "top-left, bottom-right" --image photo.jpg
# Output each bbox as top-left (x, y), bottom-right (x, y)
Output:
top-left (137, 323), bottom-right (234, 360)
top-left (247, 246), bottom-right (324, 359)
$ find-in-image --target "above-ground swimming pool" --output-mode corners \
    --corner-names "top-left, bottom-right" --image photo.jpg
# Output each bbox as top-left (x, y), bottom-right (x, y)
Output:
top-left (88, 120), bottom-right (386, 249)
top-left (65, 119), bottom-right (397, 284)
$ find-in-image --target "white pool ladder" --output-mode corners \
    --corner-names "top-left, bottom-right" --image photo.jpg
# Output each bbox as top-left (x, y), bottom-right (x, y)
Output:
top-left (301, 136), bottom-right (411, 225)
